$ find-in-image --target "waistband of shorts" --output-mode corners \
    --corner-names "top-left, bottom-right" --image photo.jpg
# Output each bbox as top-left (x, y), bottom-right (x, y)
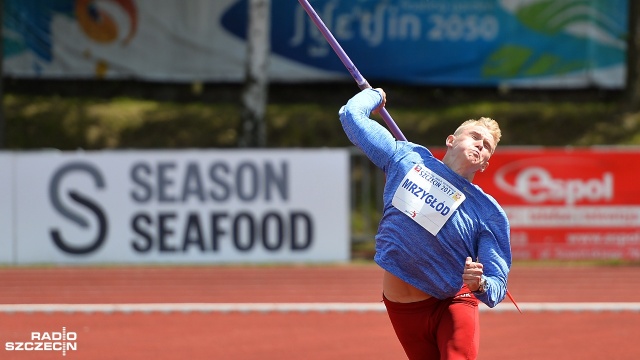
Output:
top-left (382, 293), bottom-right (440, 312)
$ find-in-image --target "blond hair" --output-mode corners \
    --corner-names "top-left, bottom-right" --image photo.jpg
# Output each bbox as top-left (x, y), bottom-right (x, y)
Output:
top-left (454, 117), bottom-right (501, 146)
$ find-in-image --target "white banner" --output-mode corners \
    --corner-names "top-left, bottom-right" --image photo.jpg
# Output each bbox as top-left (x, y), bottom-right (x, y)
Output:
top-left (3, 0), bottom-right (336, 82)
top-left (9, 149), bottom-right (349, 264)
top-left (0, 154), bottom-right (13, 264)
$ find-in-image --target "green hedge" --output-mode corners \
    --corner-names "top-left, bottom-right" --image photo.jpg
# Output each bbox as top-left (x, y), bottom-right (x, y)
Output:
top-left (4, 84), bottom-right (638, 150)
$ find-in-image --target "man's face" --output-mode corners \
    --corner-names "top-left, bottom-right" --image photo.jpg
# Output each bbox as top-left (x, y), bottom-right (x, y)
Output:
top-left (446, 125), bottom-right (496, 173)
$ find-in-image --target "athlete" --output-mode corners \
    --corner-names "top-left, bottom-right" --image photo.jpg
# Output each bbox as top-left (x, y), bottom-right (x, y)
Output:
top-left (339, 88), bottom-right (512, 360)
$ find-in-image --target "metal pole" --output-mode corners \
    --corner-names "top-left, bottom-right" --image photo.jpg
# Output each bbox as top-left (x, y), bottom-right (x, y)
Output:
top-left (0, 0), bottom-right (5, 148)
top-left (240, 0), bottom-right (271, 147)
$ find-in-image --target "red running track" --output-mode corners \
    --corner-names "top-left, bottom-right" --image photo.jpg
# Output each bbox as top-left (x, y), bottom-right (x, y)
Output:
top-left (1, 263), bottom-right (639, 359)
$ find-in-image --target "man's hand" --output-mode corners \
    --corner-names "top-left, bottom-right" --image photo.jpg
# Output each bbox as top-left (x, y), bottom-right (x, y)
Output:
top-left (372, 88), bottom-right (386, 115)
top-left (462, 256), bottom-right (484, 292)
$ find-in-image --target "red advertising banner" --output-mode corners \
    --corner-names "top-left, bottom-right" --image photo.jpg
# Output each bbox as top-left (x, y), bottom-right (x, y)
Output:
top-left (440, 147), bottom-right (640, 260)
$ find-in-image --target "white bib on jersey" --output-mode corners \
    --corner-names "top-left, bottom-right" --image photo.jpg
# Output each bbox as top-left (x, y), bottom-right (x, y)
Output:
top-left (392, 164), bottom-right (466, 236)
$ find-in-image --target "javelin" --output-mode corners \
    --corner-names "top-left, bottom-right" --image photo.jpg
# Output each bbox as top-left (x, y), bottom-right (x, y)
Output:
top-left (296, 0), bottom-right (406, 141)
top-left (296, 0), bottom-right (521, 313)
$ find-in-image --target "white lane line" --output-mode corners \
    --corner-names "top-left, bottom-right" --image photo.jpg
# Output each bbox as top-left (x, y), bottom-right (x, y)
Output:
top-left (1, 302), bottom-right (639, 314)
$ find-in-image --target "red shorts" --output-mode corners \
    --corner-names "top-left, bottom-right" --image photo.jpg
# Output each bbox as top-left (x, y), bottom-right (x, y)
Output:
top-left (383, 285), bottom-right (480, 360)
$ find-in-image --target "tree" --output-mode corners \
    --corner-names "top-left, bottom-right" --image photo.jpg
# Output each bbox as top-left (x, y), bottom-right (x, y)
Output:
top-left (239, 0), bottom-right (271, 147)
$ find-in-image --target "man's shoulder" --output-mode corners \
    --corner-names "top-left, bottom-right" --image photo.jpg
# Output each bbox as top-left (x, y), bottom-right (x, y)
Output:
top-left (465, 184), bottom-right (506, 213)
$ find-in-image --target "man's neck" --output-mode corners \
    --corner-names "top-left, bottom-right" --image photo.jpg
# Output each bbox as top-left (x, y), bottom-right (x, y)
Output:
top-left (442, 156), bottom-right (475, 182)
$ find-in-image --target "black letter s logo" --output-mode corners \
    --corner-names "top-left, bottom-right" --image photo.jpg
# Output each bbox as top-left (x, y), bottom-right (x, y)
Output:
top-left (49, 163), bottom-right (108, 255)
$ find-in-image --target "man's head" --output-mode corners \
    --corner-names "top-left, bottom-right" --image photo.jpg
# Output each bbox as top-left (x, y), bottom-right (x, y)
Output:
top-left (453, 117), bottom-right (501, 149)
top-left (442, 117), bottom-right (501, 182)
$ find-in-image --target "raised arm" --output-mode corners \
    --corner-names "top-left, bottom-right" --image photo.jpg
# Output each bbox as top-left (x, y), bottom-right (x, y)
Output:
top-left (338, 88), bottom-right (399, 169)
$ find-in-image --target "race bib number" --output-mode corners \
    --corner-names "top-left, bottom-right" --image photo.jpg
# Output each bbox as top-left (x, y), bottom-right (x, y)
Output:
top-left (392, 164), bottom-right (466, 235)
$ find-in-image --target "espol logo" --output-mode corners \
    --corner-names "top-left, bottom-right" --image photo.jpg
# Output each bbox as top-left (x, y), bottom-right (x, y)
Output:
top-left (4, 327), bottom-right (78, 356)
top-left (493, 159), bottom-right (614, 205)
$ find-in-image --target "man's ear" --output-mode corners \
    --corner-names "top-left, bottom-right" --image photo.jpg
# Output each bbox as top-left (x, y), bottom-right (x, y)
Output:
top-left (445, 135), bottom-right (455, 147)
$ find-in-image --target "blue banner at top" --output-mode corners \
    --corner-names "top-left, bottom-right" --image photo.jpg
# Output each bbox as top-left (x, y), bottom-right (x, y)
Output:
top-left (3, 0), bottom-right (628, 88)
top-left (224, 0), bottom-right (628, 88)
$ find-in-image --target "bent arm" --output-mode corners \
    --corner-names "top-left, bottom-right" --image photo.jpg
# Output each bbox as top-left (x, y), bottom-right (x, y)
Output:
top-left (474, 213), bottom-right (512, 308)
